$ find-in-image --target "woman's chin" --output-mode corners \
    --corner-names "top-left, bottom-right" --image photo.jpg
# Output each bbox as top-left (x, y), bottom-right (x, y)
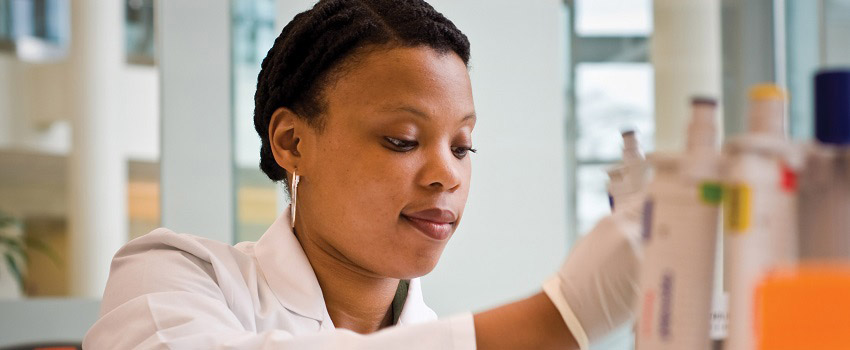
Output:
top-left (382, 253), bottom-right (444, 280)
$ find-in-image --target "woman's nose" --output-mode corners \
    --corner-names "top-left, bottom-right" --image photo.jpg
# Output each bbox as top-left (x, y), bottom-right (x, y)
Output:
top-left (418, 147), bottom-right (463, 192)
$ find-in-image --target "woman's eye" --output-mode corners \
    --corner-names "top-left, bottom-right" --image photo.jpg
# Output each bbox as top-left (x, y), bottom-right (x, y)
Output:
top-left (452, 146), bottom-right (477, 159)
top-left (384, 137), bottom-right (418, 152)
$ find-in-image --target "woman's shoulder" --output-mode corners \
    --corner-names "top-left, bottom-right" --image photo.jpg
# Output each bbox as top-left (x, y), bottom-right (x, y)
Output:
top-left (126, 227), bottom-right (235, 248)
top-left (119, 227), bottom-right (250, 262)
top-left (100, 228), bottom-right (258, 314)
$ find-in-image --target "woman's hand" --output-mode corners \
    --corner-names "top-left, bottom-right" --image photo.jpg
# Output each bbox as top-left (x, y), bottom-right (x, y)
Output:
top-left (473, 200), bottom-right (644, 350)
top-left (543, 201), bottom-right (644, 349)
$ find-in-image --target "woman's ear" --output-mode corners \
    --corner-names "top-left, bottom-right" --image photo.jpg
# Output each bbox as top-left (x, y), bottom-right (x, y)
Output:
top-left (268, 107), bottom-right (303, 173)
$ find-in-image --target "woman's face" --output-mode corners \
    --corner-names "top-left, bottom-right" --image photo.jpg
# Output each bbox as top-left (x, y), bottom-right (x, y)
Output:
top-left (293, 46), bottom-right (475, 280)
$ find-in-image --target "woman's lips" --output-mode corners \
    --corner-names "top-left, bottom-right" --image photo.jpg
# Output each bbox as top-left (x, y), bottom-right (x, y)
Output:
top-left (402, 214), bottom-right (454, 241)
top-left (402, 208), bottom-right (457, 240)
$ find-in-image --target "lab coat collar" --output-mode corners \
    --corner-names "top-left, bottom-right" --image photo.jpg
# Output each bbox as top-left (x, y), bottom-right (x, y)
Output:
top-left (254, 206), bottom-right (438, 326)
top-left (396, 278), bottom-right (437, 325)
top-left (254, 207), bottom-right (328, 322)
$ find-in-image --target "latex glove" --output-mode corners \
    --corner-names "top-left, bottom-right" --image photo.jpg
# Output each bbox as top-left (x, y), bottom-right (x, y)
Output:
top-left (543, 202), bottom-right (644, 350)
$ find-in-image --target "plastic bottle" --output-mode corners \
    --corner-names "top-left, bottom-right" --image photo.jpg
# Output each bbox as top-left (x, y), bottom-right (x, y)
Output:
top-left (600, 130), bottom-right (649, 350)
top-left (635, 97), bottom-right (722, 350)
top-left (723, 84), bottom-right (800, 350)
top-left (799, 70), bottom-right (850, 260)
top-left (607, 130), bottom-right (649, 212)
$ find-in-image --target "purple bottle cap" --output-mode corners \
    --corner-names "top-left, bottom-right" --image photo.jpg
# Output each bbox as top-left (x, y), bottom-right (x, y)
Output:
top-left (815, 69), bottom-right (850, 145)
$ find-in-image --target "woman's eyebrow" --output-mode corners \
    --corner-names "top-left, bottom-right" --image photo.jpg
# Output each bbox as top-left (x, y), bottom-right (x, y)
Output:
top-left (380, 105), bottom-right (476, 123)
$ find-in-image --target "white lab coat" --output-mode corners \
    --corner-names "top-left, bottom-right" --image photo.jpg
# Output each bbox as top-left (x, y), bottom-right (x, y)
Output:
top-left (83, 209), bottom-right (476, 349)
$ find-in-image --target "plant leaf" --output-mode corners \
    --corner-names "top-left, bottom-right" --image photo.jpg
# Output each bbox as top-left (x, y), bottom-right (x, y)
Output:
top-left (24, 236), bottom-right (63, 267)
top-left (0, 236), bottom-right (24, 255)
top-left (3, 252), bottom-right (24, 292)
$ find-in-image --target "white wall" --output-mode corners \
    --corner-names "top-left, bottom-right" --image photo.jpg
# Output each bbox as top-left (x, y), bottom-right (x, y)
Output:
top-left (276, 0), bottom-right (570, 317)
top-left (159, 0), bottom-right (234, 243)
top-left (421, 0), bottom-right (569, 316)
top-left (0, 55), bottom-right (73, 155)
top-left (121, 65), bottom-right (160, 161)
top-left (0, 53), bottom-right (160, 161)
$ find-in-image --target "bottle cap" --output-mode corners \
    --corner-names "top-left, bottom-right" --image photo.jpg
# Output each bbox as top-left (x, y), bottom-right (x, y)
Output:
top-left (815, 69), bottom-right (850, 145)
top-left (687, 96), bottom-right (718, 153)
top-left (749, 84), bottom-right (788, 101)
top-left (621, 129), bottom-right (644, 164)
top-left (748, 83), bottom-right (787, 136)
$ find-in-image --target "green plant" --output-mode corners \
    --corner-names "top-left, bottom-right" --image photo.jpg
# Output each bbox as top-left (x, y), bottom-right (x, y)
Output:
top-left (0, 211), bottom-right (62, 292)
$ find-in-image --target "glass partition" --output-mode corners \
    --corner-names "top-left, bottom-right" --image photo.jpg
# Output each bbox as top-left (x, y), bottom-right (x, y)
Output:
top-left (232, 0), bottom-right (280, 243)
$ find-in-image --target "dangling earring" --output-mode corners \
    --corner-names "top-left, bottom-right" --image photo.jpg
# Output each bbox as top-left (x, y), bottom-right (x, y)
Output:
top-left (290, 170), bottom-right (300, 229)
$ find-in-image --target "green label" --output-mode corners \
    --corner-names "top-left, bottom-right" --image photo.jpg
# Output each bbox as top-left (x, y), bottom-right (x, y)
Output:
top-left (700, 182), bottom-right (723, 205)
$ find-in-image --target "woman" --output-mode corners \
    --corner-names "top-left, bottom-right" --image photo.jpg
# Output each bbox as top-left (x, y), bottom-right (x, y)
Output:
top-left (84, 0), bottom-right (643, 349)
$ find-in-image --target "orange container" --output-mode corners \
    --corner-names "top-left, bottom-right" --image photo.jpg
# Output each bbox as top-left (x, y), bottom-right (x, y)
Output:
top-left (754, 264), bottom-right (850, 350)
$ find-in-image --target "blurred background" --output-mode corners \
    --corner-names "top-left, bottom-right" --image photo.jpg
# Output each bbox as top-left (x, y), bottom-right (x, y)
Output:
top-left (0, 0), bottom-right (848, 348)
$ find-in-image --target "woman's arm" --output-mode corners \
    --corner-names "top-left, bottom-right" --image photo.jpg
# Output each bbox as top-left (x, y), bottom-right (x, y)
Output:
top-left (475, 292), bottom-right (579, 350)
top-left (86, 286), bottom-right (576, 350)
top-left (474, 209), bottom-right (643, 350)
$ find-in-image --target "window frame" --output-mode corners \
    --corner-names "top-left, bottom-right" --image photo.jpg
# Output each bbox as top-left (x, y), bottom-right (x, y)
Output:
top-left (565, 0), bottom-right (652, 244)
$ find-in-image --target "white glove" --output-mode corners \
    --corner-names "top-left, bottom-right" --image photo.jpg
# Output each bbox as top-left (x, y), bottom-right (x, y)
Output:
top-left (543, 202), bottom-right (644, 350)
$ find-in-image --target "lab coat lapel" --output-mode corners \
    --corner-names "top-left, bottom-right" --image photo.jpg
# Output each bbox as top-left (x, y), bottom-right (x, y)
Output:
top-left (255, 206), bottom-right (438, 327)
top-left (396, 278), bottom-right (439, 325)
top-left (254, 207), bottom-right (328, 323)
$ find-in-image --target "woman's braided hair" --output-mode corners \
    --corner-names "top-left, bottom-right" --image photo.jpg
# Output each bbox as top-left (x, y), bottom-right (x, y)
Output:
top-left (254, 0), bottom-right (471, 185)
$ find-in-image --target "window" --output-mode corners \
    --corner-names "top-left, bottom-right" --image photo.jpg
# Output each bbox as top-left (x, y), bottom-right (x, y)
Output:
top-left (231, 0), bottom-right (280, 242)
top-left (0, 1), bottom-right (14, 49)
top-left (126, 0), bottom-right (155, 65)
top-left (566, 1), bottom-right (653, 348)
top-left (574, 63), bottom-right (653, 234)
top-left (568, 0), bottom-right (653, 237)
top-left (0, 0), bottom-right (69, 61)
top-left (575, 0), bottom-right (652, 36)
top-left (0, 0), bottom-right (155, 64)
